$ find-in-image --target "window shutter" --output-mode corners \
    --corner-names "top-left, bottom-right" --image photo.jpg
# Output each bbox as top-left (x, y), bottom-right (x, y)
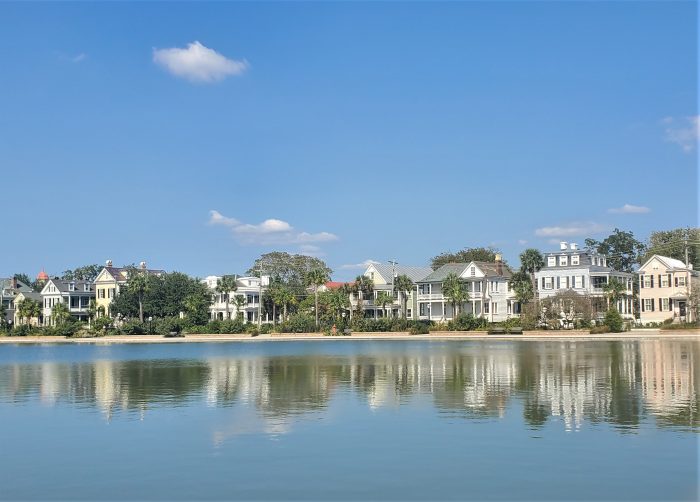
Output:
top-left (675, 277), bottom-right (678, 287)
top-left (650, 275), bottom-right (654, 288)
top-left (641, 300), bottom-right (645, 312)
top-left (668, 274), bottom-right (672, 287)
top-left (640, 275), bottom-right (645, 288)
top-left (582, 276), bottom-right (585, 288)
top-left (556, 277), bottom-right (560, 289)
top-left (658, 275), bottom-right (662, 288)
top-left (651, 299), bottom-right (655, 312)
top-left (571, 275), bottom-right (575, 288)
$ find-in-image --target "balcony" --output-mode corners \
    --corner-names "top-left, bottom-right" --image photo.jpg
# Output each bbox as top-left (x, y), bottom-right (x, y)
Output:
top-left (417, 294), bottom-right (443, 301)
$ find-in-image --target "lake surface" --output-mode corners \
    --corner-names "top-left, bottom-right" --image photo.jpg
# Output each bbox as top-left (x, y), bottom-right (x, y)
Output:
top-left (0, 339), bottom-right (697, 500)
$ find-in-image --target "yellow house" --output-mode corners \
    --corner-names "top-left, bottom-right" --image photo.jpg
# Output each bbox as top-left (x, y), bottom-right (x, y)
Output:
top-left (638, 255), bottom-right (698, 324)
top-left (94, 261), bottom-right (164, 317)
top-left (13, 291), bottom-right (43, 327)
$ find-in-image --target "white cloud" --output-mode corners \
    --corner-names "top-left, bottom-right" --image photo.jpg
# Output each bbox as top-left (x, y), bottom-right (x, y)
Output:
top-left (607, 204), bottom-right (650, 214)
top-left (535, 222), bottom-right (609, 238)
top-left (517, 239), bottom-right (528, 245)
top-left (153, 41), bottom-right (248, 83)
top-left (339, 259), bottom-right (381, 270)
top-left (208, 210), bottom-right (339, 246)
top-left (662, 115), bottom-right (699, 152)
top-left (71, 53), bottom-right (86, 63)
top-left (299, 245), bottom-right (324, 257)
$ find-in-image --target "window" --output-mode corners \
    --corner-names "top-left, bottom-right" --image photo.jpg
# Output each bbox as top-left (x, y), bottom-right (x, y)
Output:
top-left (574, 276), bottom-right (583, 288)
top-left (484, 302), bottom-right (489, 314)
top-left (473, 282), bottom-right (481, 292)
top-left (661, 298), bottom-right (670, 311)
top-left (560, 276), bottom-right (569, 289)
top-left (491, 281), bottom-right (499, 292)
top-left (643, 275), bottom-right (653, 288)
top-left (419, 284), bottom-right (430, 294)
top-left (660, 275), bottom-right (669, 287)
top-left (544, 277), bottom-right (553, 290)
top-left (406, 309), bottom-right (412, 317)
top-left (492, 302), bottom-right (498, 314)
top-left (571, 255), bottom-right (579, 266)
top-left (71, 297), bottom-right (79, 308)
top-left (470, 267), bottom-right (475, 277)
top-left (547, 256), bottom-right (556, 267)
top-left (559, 255), bottom-right (568, 266)
top-left (678, 276), bottom-right (686, 287)
top-left (419, 303), bottom-right (428, 316)
top-left (644, 299), bottom-right (653, 311)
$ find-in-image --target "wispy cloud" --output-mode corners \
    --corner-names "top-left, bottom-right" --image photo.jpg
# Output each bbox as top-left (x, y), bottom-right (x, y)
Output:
top-left (208, 211), bottom-right (339, 248)
top-left (153, 41), bottom-right (248, 83)
top-left (339, 259), bottom-right (381, 270)
top-left (662, 115), bottom-right (699, 152)
top-left (607, 204), bottom-right (650, 214)
top-left (71, 53), bottom-right (86, 63)
top-left (517, 239), bottom-right (528, 245)
top-left (535, 222), bottom-right (609, 238)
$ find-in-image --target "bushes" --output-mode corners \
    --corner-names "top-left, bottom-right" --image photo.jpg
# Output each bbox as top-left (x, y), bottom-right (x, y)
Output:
top-left (118, 320), bottom-right (146, 335)
top-left (604, 309), bottom-right (624, 333)
top-left (409, 322), bottom-right (430, 335)
top-left (279, 313), bottom-right (316, 333)
top-left (660, 322), bottom-right (700, 330)
top-left (447, 314), bottom-right (487, 331)
top-left (590, 325), bottom-right (610, 334)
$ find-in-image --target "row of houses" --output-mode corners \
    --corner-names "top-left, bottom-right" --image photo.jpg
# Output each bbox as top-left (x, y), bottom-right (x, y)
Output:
top-left (1, 243), bottom-right (697, 327)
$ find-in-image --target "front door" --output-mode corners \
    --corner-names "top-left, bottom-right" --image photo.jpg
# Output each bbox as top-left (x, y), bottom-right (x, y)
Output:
top-left (679, 301), bottom-right (687, 318)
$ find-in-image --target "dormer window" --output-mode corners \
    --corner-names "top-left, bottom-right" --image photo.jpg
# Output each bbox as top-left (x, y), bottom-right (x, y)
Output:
top-left (571, 255), bottom-right (579, 266)
top-left (559, 256), bottom-right (568, 266)
top-left (84, 284), bottom-right (90, 292)
top-left (68, 282), bottom-right (75, 292)
top-left (547, 256), bottom-right (556, 267)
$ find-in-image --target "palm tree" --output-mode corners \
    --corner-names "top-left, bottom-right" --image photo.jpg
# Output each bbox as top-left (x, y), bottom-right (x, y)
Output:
top-left (603, 278), bottom-right (627, 311)
top-left (519, 249), bottom-right (545, 301)
top-left (394, 274), bottom-right (414, 319)
top-left (52, 301), bottom-right (71, 326)
top-left (216, 275), bottom-right (238, 320)
top-left (352, 275), bottom-right (374, 319)
top-left (233, 295), bottom-right (247, 320)
top-left (278, 287), bottom-right (297, 321)
top-left (375, 291), bottom-right (393, 319)
top-left (18, 298), bottom-right (42, 326)
top-left (305, 268), bottom-right (330, 330)
top-left (442, 273), bottom-right (470, 320)
top-left (87, 299), bottom-right (98, 327)
top-left (0, 302), bottom-right (6, 329)
top-left (128, 270), bottom-right (150, 323)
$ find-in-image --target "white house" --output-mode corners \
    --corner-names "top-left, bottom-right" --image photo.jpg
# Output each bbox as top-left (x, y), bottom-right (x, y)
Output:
top-left (535, 242), bottom-right (635, 319)
top-left (415, 255), bottom-right (518, 323)
top-left (40, 278), bottom-right (95, 325)
top-left (203, 275), bottom-right (268, 323)
top-left (353, 263), bottom-right (433, 319)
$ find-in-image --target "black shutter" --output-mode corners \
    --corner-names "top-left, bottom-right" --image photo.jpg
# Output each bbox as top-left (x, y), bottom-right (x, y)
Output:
top-left (658, 275), bottom-right (662, 288)
top-left (651, 299), bottom-right (655, 312)
top-left (556, 277), bottom-right (560, 289)
top-left (675, 277), bottom-right (679, 287)
top-left (640, 275), bottom-right (645, 288)
top-left (650, 275), bottom-right (654, 288)
top-left (641, 299), bottom-right (645, 312)
top-left (668, 274), bottom-right (672, 287)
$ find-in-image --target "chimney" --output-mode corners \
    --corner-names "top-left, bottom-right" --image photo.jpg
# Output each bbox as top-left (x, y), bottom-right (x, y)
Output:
top-left (495, 253), bottom-right (503, 275)
top-left (11, 277), bottom-right (17, 289)
top-left (106, 259), bottom-right (112, 267)
top-left (139, 261), bottom-right (147, 270)
top-left (570, 243), bottom-right (578, 250)
top-left (560, 241), bottom-right (568, 251)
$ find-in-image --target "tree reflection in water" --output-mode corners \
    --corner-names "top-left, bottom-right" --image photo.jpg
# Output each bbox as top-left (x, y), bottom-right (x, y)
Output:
top-left (0, 340), bottom-right (697, 431)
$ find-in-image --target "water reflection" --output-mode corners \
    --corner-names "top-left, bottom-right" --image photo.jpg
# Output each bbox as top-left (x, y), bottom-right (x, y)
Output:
top-left (0, 340), bottom-right (697, 432)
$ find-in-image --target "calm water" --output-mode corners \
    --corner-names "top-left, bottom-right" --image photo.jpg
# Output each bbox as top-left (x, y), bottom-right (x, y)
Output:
top-left (0, 340), bottom-right (697, 501)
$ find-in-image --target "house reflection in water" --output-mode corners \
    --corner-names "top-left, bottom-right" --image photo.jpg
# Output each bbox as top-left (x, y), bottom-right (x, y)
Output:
top-left (0, 340), bottom-right (697, 432)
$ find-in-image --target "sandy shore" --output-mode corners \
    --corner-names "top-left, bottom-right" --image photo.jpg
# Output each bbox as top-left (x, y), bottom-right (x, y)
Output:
top-left (0, 329), bottom-right (698, 344)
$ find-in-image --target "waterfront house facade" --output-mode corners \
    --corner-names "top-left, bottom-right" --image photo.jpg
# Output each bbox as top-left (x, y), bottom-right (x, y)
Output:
top-left (416, 256), bottom-right (518, 322)
top-left (354, 263), bottom-right (433, 319)
top-left (203, 275), bottom-right (266, 323)
top-left (12, 290), bottom-right (43, 326)
top-left (40, 278), bottom-right (95, 325)
top-left (0, 277), bottom-right (34, 325)
top-left (638, 255), bottom-right (698, 324)
top-left (535, 242), bottom-right (635, 319)
top-left (94, 261), bottom-right (164, 317)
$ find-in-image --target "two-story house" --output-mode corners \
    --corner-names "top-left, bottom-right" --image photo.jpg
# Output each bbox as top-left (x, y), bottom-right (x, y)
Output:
top-left (0, 277), bottom-right (35, 325)
top-left (535, 242), bottom-right (635, 319)
top-left (416, 256), bottom-right (518, 322)
top-left (12, 290), bottom-right (43, 326)
top-left (40, 278), bottom-right (95, 325)
top-left (638, 255), bottom-right (698, 324)
top-left (93, 260), bottom-right (164, 317)
top-left (353, 263), bottom-right (433, 319)
top-left (202, 275), bottom-right (266, 323)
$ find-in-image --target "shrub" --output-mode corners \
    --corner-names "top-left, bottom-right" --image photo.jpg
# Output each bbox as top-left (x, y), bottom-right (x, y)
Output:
top-left (604, 309), bottom-right (624, 333)
top-left (11, 324), bottom-right (33, 336)
top-left (219, 319), bottom-right (246, 334)
top-left (660, 322), bottom-right (700, 330)
top-left (259, 323), bottom-right (274, 334)
top-left (119, 320), bottom-right (146, 335)
top-left (93, 316), bottom-right (113, 331)
top-left (245, 323), bottom-right (260, 336)
top-left (409, 322), bottom-right (430, 335)
top-left (279, 313), bottom-right (316, 333)
top-left (590, 325), bottom-right (610, 334)
top-left (447, 314), bottom-right (486, 331)
top-left (662, 318), bottom-right (674, 325)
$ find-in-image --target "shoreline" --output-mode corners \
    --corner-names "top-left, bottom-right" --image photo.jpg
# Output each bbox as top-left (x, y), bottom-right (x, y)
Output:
top-left (0, 329), bottom-right (698, 344)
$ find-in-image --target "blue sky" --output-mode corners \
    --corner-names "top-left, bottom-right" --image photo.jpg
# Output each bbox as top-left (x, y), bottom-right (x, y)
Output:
top-left (1, 2), bottom-right (697, 280)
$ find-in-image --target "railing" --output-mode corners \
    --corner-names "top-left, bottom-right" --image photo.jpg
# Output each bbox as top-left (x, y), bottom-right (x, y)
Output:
top-left (417, 294), bottom-right (443, 301)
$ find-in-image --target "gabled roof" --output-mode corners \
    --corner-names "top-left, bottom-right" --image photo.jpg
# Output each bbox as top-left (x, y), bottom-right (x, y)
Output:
top-left (0, 278), bottom-right (34, 294)
top-left (369, 264), bottom-right (434, 283)
top-left (649, 255), bottom-right (689, 270)
top-left (97, 266), bottom-right (165, 283)
top-left (419, 261), bottom-right (513, 283)
top-left (43, 279), bottom-right (94, 294)
top-left (324, 281), bottom-right (354, 290)
top-left (15, 291), bottom-right (41, 302)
